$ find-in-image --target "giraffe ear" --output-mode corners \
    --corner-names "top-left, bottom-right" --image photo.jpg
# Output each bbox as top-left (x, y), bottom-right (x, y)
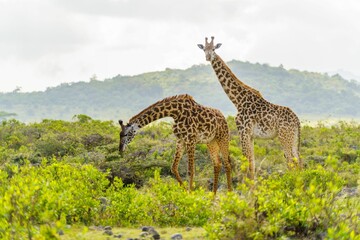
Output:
top-left (214, 43), bottom-right (222, 49)
top-left (197, 44), bottom-right (204, 50)
top-left (118, 120), bottom-right (125, 129)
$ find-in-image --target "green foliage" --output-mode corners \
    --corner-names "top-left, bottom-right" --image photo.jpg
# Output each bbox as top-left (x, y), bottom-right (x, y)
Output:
top-left (145, 171), bottom-right (213, 227)
top-left (102, 170), bottom-right (213, 227)
top-left (0, 160), bottom-right (109, 239)
top-left (103, 177), bottom-right (154, 226)
top-left (0, 160), bottom-right (359, 239)
top-left (205, 164), bottom-right (359, 239)
top-left (0, 117), bottom-right (359, 238)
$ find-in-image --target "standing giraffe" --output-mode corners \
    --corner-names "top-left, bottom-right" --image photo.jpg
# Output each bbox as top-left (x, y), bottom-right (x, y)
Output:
top-left (118, 94), bottom-right (232, 193)
top-left (198, 36), bottom-right (302, 179)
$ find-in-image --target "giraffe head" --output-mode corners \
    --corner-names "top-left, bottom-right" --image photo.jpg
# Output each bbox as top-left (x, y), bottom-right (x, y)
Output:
top-left (197, 36), bottom-right (222, 61)
top-left (118, 120), bottom-right (139, 153)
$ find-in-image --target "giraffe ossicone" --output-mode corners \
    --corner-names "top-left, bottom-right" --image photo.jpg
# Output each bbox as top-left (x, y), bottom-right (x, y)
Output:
top-left (119, 94), bottom-right (232, 194)
top-left (198, 36), bottom-right (302, 179)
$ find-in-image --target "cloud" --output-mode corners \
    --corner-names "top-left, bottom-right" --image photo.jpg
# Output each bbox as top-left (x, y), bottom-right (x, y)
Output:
top-left (53, 0), bottom-right (250, 23)
top-left (0, 0), bottom-right (359, 92)
top-left (0, 1), bottom-right (91, 60)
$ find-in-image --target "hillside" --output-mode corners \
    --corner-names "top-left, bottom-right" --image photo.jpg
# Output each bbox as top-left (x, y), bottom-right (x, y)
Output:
top-left (0, 60), bottom-right (359, 122)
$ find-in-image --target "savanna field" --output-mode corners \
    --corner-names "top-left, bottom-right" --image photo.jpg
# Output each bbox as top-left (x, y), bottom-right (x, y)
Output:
top-left (0, 115), bottom-right (359, 239)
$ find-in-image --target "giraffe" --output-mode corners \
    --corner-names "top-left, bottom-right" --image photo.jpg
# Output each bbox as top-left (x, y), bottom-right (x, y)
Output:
top-left (118, 94), bottom-right (232, 194)
top-left (198, 36), bottom-right (302, 179)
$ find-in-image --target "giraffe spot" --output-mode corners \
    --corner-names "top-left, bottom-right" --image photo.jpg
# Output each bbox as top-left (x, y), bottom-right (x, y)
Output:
top-left (198, 115), bottom-right (205, 123)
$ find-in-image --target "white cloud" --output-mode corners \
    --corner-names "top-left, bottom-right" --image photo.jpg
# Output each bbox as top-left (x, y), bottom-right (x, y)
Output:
top-left (0, 0), bottom-right (359, 92)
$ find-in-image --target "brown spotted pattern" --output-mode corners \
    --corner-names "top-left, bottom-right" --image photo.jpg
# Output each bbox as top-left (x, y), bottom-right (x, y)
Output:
top-left (198, 37), bottom-right (302, 179)
top-left (119, 94), bottom-right (232, 194)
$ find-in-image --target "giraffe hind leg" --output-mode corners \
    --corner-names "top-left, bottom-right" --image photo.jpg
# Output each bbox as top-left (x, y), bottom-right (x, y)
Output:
top-left (171, 140), bottom-right (184, 186)
top-left (218, 139), bottom-right (232, 192)
top-left (279, 129), bottom-right (301, 169)
top-left (186, 143), bottom-right (196, 192)
top-left (207, 141), bottom-right (222, 194)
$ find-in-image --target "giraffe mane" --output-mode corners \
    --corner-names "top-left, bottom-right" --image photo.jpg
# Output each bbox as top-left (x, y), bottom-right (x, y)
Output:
top-left (216, 55), bottom-right (263, 98)
top-left (129, 94), bottom-right (194, 123)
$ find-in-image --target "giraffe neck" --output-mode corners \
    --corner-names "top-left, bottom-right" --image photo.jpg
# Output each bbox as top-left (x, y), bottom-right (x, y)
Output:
top-left (211, 54), bottom-right (263, 108)
top-left (128, 95), bottom-right (191, 128)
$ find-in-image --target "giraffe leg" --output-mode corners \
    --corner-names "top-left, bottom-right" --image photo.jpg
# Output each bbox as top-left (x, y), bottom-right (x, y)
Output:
top-left (218, 139), bottom-right (232, 192)
top-left (171, 140), bottom-right (184, 186)
top-left (207, 141), bottom-right (222, 194)
top-left (236, 116), bottom-right (255, 179)
top-left (293, 127), bottom-right (303, 169)
top-left (278, 128), bottom-right (301, 169)
top-left (186, 143), bottom-right (196, 192)
top-left (240, 133), bottom-right (255, 179)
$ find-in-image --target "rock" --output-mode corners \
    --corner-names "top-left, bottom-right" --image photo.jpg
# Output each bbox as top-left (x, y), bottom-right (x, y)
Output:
top-left (57, 229), bottom-right (64, 236)
top-left (113, 234), bottom-right (122, 238)
top-left (104, 230), bottom-right (113, 235)
top-left (141, 226), bottom-right (151, 232)
top-left (341, 187), bottom-right (358, 197)
top-left (152, 231), bottom-right (160, 240)
top-left (99, 196), bottom-right (108, 204)
top-left (140, 226), bottom-right (160, 239)
top-left (171, 233), bottom-right (183, 239)
top-left (185, 227), bottom-right (192, 231)
top-left (139, 232), bottom-right (149, 237)
top-left (104, 226), bottom-right (112, 230)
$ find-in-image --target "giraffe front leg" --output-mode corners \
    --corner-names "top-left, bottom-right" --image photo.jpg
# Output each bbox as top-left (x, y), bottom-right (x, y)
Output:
top-left (240, 134), bottom-right (255, 180)
top-left (186, 143), bottom-right (196, 192)
top-left (171, 140), bottom-right (184, 186)
top-left (236, 117), bottom-right (255, 180)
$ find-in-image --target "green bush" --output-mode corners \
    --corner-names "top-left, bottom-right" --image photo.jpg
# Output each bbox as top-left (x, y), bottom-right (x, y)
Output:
top-left (103, 170), bottom-right (213, 227)
top-left (103, 178), bottom-right (153, 226)
top-left (0, 117), bottom-right (359, 239)
top-left (0, 160), bottom-right (109, 239)
top-left (205, 161), bottom-right (359, 239)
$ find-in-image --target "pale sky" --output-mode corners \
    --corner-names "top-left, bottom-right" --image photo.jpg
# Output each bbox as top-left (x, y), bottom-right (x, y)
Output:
top-left (1, 0), bottom-right (360, 92)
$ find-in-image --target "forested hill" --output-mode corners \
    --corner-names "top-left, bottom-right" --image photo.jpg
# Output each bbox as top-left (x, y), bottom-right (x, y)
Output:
top-left (1, 60), bottom-right (360, 122)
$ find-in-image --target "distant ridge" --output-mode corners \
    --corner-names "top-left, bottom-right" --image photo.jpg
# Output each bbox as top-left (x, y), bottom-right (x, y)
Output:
top-left (327, 69), bottom-right (360, 83)
top-left (0, 60), bottom-right (359, 122)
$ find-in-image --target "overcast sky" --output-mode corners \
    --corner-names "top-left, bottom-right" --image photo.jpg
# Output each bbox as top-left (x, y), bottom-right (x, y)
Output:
top-left (0, 0), bottom-right (360, 92)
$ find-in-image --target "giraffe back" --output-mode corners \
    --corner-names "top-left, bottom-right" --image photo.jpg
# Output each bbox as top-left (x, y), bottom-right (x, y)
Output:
top-left (172, 95), bottom-right (229, 144)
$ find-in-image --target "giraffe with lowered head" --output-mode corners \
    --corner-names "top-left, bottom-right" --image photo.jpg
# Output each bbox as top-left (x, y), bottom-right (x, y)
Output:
top-left (119, 94), bottom-right (232, 194)
top-left (198, 37), bottom-right (302, 179)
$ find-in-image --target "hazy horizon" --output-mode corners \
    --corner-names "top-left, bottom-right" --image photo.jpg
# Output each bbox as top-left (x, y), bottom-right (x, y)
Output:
top-left (1, 0), bottom-right (360, 92)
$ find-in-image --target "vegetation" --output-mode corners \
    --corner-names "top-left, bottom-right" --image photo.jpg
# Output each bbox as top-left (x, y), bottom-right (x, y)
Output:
top-left (0, 61), bottom-right (359, 122)
top-left (0, 111), bottom-right (16, 121)
top-left (0, 115), bottom-right (359, 239)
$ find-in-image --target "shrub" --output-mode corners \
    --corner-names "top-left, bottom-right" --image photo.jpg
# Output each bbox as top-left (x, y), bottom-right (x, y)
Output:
top-left (0, 160), bottom-right (109, 239)
top-left (205, 161), bottom-right (359, 239)
top-left (103, 170), bottom-right (213, 227)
